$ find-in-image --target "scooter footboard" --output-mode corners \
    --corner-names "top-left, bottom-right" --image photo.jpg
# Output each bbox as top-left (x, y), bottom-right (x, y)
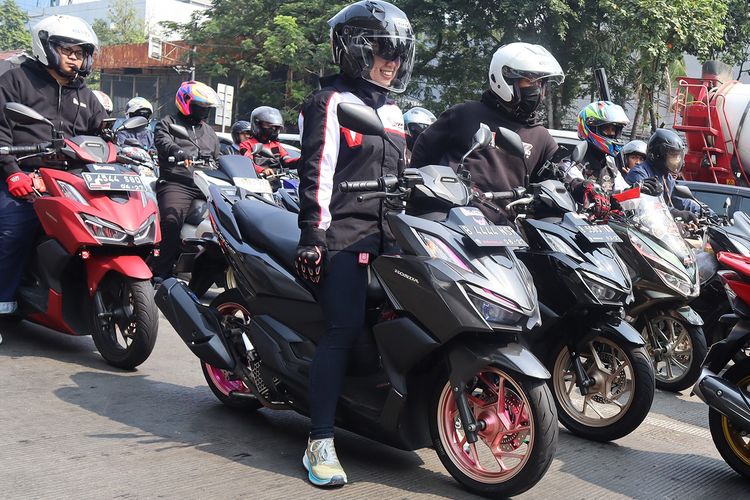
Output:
top-left (154, 278), bottom-right (235, 370)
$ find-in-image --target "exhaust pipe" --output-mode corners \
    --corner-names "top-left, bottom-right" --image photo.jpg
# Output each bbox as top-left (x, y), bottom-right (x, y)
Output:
top-left (154, 278), bottom-right (236, 371)
top-left (695, 371), bottom-right (750, 432)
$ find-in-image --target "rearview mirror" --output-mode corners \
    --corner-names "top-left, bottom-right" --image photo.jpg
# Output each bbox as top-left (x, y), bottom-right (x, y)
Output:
top-left (495, 127), bottom-right (525, 159)
top-left (472, 123), bottom-right (494, 150)
top-left (258, 147), bottom-right (275, 159)
top-left (169, 123), bottom-right (190, 140)
top-left (724, 197), bottom-right (732, 209)
top-left (673, 184), bottom-right (697, 201)
top-left (571, 141), bottom-right (588, 164)
top-left (337, 102), bottom-right (384, 137)
top-left (119, 115), bottom-right (148, 132)
top-left (5, 102), bottom-right (54, 127)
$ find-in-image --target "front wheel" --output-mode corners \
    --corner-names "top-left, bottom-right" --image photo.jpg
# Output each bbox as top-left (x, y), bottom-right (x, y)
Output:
top-left (643, 315), bottom-right (707, 392)
top-left (550, 333), bottom-right (654, 442)
top-left (708, 358), bottom-right (750, 479)
top-left (91, 275), bottom-right (158, 369)
top-left (430, 366), bottom-right (557, 497)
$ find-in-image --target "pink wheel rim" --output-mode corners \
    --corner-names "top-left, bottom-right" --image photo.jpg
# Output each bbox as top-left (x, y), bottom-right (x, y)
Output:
top-left (205, 363), bottom-right (249, 396)
top-left (437, 367), bottom-right (534, 483)
top-left (206, 301), bottom-right (254, 397)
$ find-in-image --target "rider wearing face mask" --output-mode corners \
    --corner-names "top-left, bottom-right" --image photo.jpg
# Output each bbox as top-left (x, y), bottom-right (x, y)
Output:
top-left (239, 106), bottom-right (298, 176)
top-left (151, 80), bottom-right (221, 281)
top-left (625, 128), bottom-right (707, 221)
top-left (410, 42), bottom-right (565, 223)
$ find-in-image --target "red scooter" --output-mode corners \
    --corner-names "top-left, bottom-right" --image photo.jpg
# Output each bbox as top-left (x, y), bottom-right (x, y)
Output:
top-left (1, 103), bottom-right (160, 369)
top-left (693, 250), bottom-right (750, 479)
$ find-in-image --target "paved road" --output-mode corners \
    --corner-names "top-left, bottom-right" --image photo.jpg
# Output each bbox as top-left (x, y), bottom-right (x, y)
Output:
top-left (1, 314), bottom-right (748, 499)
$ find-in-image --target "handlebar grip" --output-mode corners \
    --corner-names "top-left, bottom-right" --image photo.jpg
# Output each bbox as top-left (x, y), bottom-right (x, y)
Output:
top-left (339, 179), bottom-right (382, 192)
top-left (0, 143), bottom-right (51, 155)
top-left (484, 191), bottom-right (516, 201)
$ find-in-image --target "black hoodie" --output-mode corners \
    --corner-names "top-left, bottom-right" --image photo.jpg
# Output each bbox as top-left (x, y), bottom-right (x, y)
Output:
top-left (0, 58), bottom-right (106, 178)
top-left (410, 90), bottom-right (558, 223)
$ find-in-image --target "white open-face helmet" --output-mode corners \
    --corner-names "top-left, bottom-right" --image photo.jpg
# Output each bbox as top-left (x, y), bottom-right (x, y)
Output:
top-left (488, 42), bottom-right (564, 104)
top-left (31, 15), bottom-right (99, 77)
top-left (126, 97), bottom-right (154, 119)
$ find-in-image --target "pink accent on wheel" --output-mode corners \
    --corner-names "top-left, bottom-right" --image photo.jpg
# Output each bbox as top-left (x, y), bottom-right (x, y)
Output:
top-left (204, 363), bottom-right (250, 396)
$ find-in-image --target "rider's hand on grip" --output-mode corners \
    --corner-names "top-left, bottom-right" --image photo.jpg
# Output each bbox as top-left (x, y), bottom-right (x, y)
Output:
top-left (576, 181), bottom-right (610, 219)
top-left (639, 177), bottom-right (663, 196)
top-left (295, 245), bottom-right (326, 284)
top-left (6, 172), bottom-right (34, 198)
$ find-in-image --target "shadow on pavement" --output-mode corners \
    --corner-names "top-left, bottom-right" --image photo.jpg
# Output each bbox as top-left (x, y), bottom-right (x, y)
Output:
top-left (554, 430), bottom-right (749, 497)
top-left (0, 319), bottom-right (127, 373)
top-left (55, 370), bottom-right (477, 499)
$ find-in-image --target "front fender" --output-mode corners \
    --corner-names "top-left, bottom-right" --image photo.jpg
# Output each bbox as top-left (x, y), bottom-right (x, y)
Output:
top-left (668, 305), bottom-right (704, 326)
top-left (596, 317), bottom-right (646, 346)
top-left (86, 255), bottom-right (152, 294)
top-left (448, 338), bottom-right (550, 387)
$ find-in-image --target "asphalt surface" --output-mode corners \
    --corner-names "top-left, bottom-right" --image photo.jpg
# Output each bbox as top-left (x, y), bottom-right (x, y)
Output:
top-left (1, 309), bottom-right (749, 499)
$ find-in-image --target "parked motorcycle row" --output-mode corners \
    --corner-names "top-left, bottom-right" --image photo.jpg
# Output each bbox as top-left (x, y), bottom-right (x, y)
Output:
top-left (4, 98), bottom-right (750, 497)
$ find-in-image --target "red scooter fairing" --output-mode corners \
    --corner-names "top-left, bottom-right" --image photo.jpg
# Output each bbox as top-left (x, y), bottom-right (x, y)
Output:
top-left (34, 167), bottom-right (160, 255)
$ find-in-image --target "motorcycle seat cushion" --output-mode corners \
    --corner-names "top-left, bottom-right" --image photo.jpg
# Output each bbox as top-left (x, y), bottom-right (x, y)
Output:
top-left (233, 200), bottom-right (300, 267)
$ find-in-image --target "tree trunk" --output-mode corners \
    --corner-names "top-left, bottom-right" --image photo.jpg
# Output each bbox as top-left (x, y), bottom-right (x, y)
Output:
top-left (545, 89), bottom-right (554, 128)
top-left (648, 89), bottom-right (657, 133)
top-left (630, 90), bottom-right (644, 140)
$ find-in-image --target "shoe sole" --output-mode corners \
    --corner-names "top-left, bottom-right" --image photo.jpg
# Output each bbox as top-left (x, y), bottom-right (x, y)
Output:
top-left (302, 453), bottom-right (347, 487)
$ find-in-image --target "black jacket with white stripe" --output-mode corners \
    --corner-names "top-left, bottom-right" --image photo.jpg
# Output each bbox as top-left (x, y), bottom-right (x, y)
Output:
top-left (297, 74), bottom-right (405, 254)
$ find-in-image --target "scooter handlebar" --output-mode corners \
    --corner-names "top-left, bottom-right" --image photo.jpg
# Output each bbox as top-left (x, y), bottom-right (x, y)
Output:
top-left (0, 143), bottom-right (52, 155)
top-left (339, 179), bottom-right (383, 193)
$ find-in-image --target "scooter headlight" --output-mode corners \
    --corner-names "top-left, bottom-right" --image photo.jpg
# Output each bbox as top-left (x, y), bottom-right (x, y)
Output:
top-left (133, 215), bottom-right (157, 244)
top-left (465, 285), bottom-right (523, 328)
top-left (81, 214), bottom-right (128, 244)
top-left (580, 271), bottom-right (623, 303)
top-left (655, 267), bottom-right (694, 296)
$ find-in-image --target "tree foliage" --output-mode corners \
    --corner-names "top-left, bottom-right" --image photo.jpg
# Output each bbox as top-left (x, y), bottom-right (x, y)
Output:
top-left (167, 0), bottom-right (750, 129)
top-left (91, 0), bottom-right (148, 47)
top-left (0, 0), bottom-right (31, 52)
top-left (167, 0), bottom-right (348, 123)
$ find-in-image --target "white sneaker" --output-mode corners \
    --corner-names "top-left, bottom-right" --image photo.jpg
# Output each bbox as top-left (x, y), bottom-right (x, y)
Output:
top-left (302, 438), bottom-right (348, 487)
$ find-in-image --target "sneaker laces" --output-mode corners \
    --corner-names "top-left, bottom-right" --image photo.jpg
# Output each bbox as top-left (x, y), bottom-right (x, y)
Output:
top-left (311, 439), bottom-right (339, 465)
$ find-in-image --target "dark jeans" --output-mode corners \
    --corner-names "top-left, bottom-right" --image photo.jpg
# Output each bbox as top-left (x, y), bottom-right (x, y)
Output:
top-left (309, 250), bottom-right (369, 440)
top-left (0, 181), bottom-right (40, 308)
top-left (152, 180), bottom-right (204, 278)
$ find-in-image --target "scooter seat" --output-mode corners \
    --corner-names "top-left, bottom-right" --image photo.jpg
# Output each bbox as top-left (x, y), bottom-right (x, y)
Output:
top-left (233, 199), bottom-right (300, 267)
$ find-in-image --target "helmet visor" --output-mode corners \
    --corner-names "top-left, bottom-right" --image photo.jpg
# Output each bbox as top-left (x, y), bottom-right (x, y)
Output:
top-left (665, 149), bottom-right (685, 173)
top-left (355, 33), bottom-right (415, 93)
top-left (503, 67), bottom-right (565, 86)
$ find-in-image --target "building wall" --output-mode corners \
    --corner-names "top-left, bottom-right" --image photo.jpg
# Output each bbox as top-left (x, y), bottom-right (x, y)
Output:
top-left (27, 0), bottom-right (211, 40)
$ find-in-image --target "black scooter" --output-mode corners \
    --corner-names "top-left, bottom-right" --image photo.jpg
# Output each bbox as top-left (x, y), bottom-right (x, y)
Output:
top-left (509, 180), bottom-right (655, 442)
top-left (155, 103), bottom-right (558, 497)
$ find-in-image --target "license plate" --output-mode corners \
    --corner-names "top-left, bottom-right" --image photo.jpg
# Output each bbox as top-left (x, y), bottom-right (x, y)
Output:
top-left (234, 177), bottom-right (273, 194)
top-left (579, 224), bottom-right (621, 243)
top-left (82, 172), bottom-right (147, 192)
top-left (460, 224), bottom-right (528, 247)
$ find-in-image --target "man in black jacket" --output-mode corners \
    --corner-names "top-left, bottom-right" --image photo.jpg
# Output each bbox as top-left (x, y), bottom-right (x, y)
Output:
top-left (411, 42), bottom-right (571, 223)
top-left (0, 15), bottom-right (105, 316)
top-left (151, 80), bottom-right (220, 280)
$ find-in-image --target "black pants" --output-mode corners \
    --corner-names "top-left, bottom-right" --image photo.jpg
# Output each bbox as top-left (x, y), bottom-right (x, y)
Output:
top-left (153, 181), bottom-right (204, 278)
top-left (309, 250), bottom-right (369, 440)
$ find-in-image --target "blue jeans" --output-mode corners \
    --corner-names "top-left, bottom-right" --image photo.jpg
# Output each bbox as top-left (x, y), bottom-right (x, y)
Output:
top-left (0, 181), bottom-right (40, 312)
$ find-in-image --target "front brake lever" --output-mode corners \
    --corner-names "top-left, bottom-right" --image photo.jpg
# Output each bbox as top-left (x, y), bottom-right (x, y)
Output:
top-left (506, 195), bottom-right (534, 210)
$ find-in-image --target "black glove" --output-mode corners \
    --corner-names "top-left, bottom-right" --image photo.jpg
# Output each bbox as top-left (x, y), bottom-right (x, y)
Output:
top-left (639, 177), bottom-right (663, 196)
top-left (574, 181), bottom-right (611, 219)
top-left (671, 209), bottom-right (699, 224)
top-left (170, 148), bottom-right (187, 163)
top-left (100, 128), bottom-right (115, 142)
top-left (295, 245), bottom-right (326, 284)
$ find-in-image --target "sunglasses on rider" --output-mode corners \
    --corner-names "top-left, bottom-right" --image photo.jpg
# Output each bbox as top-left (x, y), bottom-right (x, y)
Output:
top-left (362, 35), bottom-right (413, 62)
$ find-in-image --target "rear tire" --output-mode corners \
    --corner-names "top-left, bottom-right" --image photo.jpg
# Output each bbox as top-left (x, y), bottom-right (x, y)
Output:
top-left (429, 365), bottom-right (557, 497)
top-left (205, 289), bottom-right (261, 411)
top-left (708, 358), bottom-right (750, 479)
top-left (91, 275), bottom-right (158, 370)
